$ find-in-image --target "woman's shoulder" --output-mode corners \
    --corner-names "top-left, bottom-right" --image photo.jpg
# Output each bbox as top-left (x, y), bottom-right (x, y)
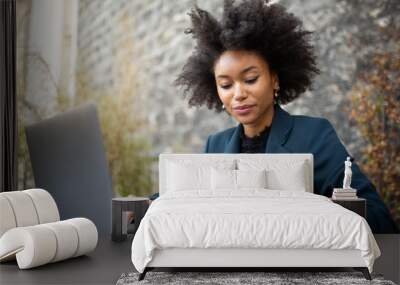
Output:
top-left (282, 112), bottom-right (344, 154)
top-left (288, 113), bottom-right (341, 148)
top-left (278, 105), bottom-right (335, 133)
top-left (291, 113), bottom-right (334, 131)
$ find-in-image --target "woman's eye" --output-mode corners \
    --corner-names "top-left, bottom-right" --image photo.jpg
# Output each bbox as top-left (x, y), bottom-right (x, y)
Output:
top-left (220, 84), bottom-right (232, 89)
top-left (245, 77), bottom-right (258, 84)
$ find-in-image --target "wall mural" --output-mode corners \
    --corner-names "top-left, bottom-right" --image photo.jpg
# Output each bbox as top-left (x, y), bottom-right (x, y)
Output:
top-left (16, 0), bottom-right (399, 227)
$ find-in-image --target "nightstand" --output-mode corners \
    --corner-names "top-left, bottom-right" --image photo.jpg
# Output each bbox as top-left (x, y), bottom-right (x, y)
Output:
top-left (331, 197), bottom-right (366, 218)
top-left (111, 197), bottom-right (149, 242)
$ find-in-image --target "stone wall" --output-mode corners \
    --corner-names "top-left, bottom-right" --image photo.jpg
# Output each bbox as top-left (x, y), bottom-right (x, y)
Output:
top-left (77, 0), bottom-right (369, 158)
top-left (77, 0), bottom-right (229, 155)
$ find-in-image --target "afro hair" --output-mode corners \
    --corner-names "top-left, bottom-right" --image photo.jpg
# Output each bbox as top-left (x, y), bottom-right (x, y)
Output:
top-left (175, 0), bottom-right (320, 112)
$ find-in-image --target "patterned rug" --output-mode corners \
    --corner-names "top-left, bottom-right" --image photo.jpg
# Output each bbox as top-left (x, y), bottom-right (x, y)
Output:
top-left (116, 271), bottom-right (396, 285)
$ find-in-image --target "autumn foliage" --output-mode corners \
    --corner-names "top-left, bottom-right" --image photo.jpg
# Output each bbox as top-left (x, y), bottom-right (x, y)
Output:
top-left (348, 47), bottom-right (400, 225)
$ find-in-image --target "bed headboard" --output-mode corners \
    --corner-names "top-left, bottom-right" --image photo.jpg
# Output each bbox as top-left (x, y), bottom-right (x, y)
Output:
top-left (159, 153), bottom-right (314, 196)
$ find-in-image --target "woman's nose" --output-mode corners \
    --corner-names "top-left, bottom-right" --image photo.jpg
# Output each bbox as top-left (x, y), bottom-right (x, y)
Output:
top-left (233, 84), bottom-right (246, 100)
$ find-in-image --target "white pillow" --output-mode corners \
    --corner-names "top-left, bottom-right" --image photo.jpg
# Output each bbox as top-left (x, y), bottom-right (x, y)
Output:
top-left (266, 163), bottom-right (307, 191)
top-left (167, 162), bottom-right (211, 191)
top-left (166, 159), bottom-right (236, 192)
top-left (236, 169), bottom-right (267, 189)
top-left (211, 168), bottom-right (236, 190)
top-left (211, 168), bottom-right (267, 191)
top-left (238, 158), bottom-right (308, 192)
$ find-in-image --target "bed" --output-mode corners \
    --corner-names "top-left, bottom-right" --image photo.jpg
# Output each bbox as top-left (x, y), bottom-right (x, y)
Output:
top-left (131, 154), bottom-right (380, 281)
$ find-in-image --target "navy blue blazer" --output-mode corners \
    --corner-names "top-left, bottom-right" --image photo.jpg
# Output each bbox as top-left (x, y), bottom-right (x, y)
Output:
top-left (204, 104), bottom-right (399, 234)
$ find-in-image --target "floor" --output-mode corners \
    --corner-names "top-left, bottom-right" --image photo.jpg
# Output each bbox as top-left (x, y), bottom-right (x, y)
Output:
top-left (1, 235), bottom-right (398, 285)
top-left (0, 235), bottom-right (135, 285)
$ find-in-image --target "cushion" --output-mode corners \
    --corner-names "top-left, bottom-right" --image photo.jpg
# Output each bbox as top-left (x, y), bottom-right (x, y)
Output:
top-left (166, 159), bottom-right (235, 192)
top-left (0, 218), bottom-right (97, 269)
top-left (0, 225), bottom-right (57, 268)
top-left (0, 189), bottom-right (98, 269)
top-left (236, 169), bottom-right (267, 189)
top-left (167, 162), bottom-right (211, 191)
top-left (266, 166), bottom-right (307, 191)
top-left (211, 168), bottom-right (236, 190)
top-left (0, 189), bottom-right (60, 238)
top-left (24, 189), bottom-right (60, 224)
top-left (0, 191), bottom-right (39, 228)
top-left (42, 221), bottom-right (79, 262)
top-left (211, 168), bottom-right (267, 191)
top-left (66, 218), bottom-right (98, 257)
top-left (0, 196), bottom-right (16, 237)
top-left (238, 159), bottom-right (308, 192)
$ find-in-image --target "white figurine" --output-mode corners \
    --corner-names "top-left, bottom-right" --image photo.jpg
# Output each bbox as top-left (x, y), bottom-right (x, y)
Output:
top-left (342, 156), bottom-right (353, 189)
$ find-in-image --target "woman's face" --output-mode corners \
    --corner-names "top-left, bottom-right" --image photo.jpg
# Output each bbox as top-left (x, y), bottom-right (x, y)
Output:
top-left (214, 50), bottom-right (279, 135)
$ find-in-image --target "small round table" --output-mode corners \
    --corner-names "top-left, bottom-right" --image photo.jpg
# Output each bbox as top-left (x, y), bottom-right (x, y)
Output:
top-left (111, 197), bottom-right (149, 242)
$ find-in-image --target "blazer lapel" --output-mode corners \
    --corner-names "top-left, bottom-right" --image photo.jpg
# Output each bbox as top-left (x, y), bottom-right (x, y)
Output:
top-left (266, 104), bottom-right (294, 153)
top-left (224, 124), bottom-right (242, 153)
top-left (223, 104), bottom-right (294, 154)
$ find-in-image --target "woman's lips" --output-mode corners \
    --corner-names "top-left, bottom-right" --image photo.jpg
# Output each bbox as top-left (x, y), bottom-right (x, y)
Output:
top-left (233, 105), bottom-right (254, 115)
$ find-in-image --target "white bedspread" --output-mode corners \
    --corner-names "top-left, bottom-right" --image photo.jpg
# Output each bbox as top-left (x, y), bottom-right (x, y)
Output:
top-left (131, 190), bottom-right (380, 273)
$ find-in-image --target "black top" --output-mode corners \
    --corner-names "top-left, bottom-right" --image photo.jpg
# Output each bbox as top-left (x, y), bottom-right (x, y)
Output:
top-left (240, 125), bottom-right (271, 153)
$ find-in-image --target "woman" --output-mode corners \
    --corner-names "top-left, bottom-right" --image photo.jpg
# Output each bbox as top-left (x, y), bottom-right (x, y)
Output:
top-left (151, 0), bottom-right (398, 233)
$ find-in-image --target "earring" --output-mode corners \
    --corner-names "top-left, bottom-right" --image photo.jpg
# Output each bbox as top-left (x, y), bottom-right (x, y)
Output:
top-left (222, 104), bottom-right (225, 109)
top-left (274, 86), bottom-right (280, 98)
